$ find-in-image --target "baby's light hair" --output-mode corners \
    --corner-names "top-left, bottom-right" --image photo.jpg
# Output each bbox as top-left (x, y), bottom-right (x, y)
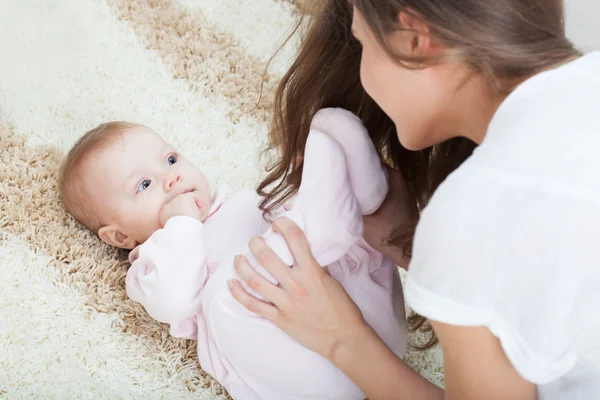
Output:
top-left (58, 121), bottom-right (139, 232)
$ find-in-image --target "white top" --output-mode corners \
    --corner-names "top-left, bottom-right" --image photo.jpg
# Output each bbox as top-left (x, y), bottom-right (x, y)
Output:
top-left (405, 51), bottom-right (600, 399)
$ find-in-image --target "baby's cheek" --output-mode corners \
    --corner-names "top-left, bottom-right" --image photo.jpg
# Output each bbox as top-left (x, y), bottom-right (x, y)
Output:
top-left (130, 206), bottom-right (162, 242)
top-left (198, 173), bottom-right (210, 189)
top-left (140, 219), bottom-right (161, 243)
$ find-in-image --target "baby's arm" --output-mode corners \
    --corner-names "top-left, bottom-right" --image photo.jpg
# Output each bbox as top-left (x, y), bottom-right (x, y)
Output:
top-left (264, 108), bottom-right (388, 267)
top-left (309, 107), bottom-right (388, 215)
top-left (126, 216), bottom-right (208, 339)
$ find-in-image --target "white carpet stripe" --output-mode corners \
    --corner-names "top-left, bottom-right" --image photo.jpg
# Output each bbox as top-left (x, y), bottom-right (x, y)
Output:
top-left (0, 234), bottom-right (215, 399)
top-left (0, 0), bottom-right (267, 192)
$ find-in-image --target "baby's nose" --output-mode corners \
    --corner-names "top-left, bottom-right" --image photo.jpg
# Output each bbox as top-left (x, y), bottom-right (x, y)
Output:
top-left (164, 172), bottom-right (182, 191)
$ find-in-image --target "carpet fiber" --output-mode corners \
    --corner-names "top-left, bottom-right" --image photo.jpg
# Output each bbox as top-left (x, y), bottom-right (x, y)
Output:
top-left (0, 0), bottom-right (442, 398)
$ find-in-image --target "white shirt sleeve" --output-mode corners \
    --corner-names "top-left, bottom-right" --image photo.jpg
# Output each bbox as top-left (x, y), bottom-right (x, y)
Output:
top-left (405, 167), bottom-right (600, 384)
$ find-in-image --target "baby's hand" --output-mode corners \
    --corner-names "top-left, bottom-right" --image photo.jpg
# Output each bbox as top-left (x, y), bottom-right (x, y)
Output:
top-left (159, 192), bottom-right (203, 227)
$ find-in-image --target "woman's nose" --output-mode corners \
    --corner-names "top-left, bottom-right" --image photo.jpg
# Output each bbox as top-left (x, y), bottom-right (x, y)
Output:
top-left (164, 172), bottom-right (182, 191)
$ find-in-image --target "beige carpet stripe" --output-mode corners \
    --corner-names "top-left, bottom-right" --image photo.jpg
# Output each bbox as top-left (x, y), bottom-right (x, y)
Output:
top-left (178, 0), bottom-right (301, 78)
top-left (107, 0), bottom-right (279, 124)
top-left (283, 0), bottom-right (316, 14)
top-left (0, 123), bottom-right (229, 398)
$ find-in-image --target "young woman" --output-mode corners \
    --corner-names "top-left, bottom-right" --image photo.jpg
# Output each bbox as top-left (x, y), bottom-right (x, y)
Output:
top-left (229, 1), bottom-right (600, 398)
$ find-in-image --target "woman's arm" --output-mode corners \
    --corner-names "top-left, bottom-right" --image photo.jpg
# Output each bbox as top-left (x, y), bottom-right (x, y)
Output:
top-left (230, 217), bottom-right (537, 400)
top-left (229, 217), bottom-right (441, 400)
top-left (331, 322), bottom-right (443, 399)
top-left (431, 322), bottom-right (535, 400)
top-left (328, 320), bottom-right (535, 400)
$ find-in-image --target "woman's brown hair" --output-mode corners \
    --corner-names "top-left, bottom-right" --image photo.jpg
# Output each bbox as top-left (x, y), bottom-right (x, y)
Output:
top-left (258, 0), bottom-right (580, 349)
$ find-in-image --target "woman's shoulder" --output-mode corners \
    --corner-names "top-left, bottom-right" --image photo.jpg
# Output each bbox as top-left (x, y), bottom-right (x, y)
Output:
top-left (410, 151), bottom-right (600, 274)
top-left (484, 51), bottom-right (600, 151)
top-left (497, 50), bottom-right (600, 116)
top-left (406, 148), bottom-right (600, 385)
top-left (453, 52), bottom-right (600, 207)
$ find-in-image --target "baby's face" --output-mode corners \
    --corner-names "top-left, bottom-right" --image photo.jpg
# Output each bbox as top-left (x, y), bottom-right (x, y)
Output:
top-left (86, 125), bottom-right (212, 247)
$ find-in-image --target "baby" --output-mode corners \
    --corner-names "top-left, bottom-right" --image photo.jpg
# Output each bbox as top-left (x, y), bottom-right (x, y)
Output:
top-left (59, 108), bottom-right (406, 400)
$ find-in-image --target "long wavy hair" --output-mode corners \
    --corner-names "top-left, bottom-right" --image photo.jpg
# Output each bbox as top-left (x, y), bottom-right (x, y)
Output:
top-left (258, 0), bottom-right (580, 348)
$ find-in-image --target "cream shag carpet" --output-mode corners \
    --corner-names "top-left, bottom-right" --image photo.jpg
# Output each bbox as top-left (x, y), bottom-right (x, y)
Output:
top-left (0, 0), bottom-right (443, 398)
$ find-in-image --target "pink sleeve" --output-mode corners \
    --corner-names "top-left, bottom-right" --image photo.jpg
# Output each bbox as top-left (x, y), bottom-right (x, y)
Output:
top-left (126, 216), bottom-right (207, 338)
top-left (309, 107), bottom-right (388, 215)
top-left (260, 108), bottom-right (388, 268)
top-left (238, 108), bottom-right (389, 304)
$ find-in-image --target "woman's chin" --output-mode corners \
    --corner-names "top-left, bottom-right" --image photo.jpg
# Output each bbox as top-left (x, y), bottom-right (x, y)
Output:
top-left (396, 127), bottom-right (442, 152)
top-left (398, 136), bottom-right (428, 152)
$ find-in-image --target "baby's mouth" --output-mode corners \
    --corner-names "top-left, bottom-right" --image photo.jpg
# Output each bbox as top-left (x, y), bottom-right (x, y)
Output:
top-left (175, 187), bottom-right (195, 197)
top-left (165, 187), bottom-right (196, 205)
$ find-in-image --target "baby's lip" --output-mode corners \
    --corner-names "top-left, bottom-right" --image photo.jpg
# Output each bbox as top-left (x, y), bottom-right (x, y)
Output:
top-left (165, 187), bottom-right (196, 204)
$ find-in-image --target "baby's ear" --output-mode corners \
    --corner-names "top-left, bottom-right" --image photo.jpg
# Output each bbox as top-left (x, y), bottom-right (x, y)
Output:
top-left (98, 225), bottom-right (137, 249)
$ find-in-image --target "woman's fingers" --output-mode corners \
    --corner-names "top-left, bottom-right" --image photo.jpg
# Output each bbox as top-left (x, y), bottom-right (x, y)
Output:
top-left (272, 217), bottom-right (318, 270)
top-left (228, 217), bottom-right (370, 358)
top-left (248, 236), bottom-right (293, 287)
top-left (228, 279), bottom-right (280, 321)
top-left (233, 253), bottom-right (286, 307)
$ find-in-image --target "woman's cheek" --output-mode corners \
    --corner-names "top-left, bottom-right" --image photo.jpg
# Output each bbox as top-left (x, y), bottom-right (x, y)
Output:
top-left (359, 53), bottom-right (377, 100)
top-left (360, 54), bottom-right (397, 121)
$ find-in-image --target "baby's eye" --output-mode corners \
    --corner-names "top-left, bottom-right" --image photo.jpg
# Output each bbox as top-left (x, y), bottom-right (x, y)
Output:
top-left (167, 154), bottom-right (178, 166)
top-left (137, 179), bottom-right (151, 193)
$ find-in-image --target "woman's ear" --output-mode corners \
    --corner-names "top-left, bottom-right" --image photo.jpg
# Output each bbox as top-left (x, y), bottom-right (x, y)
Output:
top-left (98, 225), bottom-right (137, 249)
top-left (394, 11), bottom-right (434, 57)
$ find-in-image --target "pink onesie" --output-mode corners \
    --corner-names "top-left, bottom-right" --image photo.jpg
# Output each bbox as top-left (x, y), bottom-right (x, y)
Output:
top-left (126, 108), bottom-right (407, 400)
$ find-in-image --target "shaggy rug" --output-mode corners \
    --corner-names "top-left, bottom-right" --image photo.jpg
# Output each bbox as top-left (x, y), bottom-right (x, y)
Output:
top-left (0, 0), bottom-right (443, 398)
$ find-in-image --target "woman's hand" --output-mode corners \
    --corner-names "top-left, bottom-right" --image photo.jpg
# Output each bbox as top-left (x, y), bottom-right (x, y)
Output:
top-left (228, 217), bottom-right (369, 360)
top-left (229, 216), bottom-right (444, 400)
top-left (363, 167), bottom-right (418, 269)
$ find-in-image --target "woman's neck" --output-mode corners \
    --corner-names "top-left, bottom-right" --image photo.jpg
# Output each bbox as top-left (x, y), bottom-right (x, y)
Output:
top-left (454, 57), bottom-right (580, 145)
top-left (451, 76), bottom-right (507, 145)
